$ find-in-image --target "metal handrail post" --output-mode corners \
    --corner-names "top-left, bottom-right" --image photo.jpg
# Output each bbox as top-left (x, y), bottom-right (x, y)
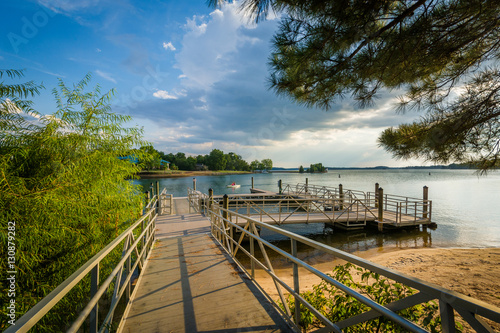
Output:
top-left (90, 263), bottom-right (99, 333)
top-left (291, 239), bottom-right (300, 326)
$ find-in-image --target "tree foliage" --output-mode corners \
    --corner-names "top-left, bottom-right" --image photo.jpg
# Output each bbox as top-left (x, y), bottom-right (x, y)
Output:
top-left (159, 149), bottom-right (253, 171)
top-left (308, 162), bottom-right (326, 173)
top-left (0, 71), bottom-right (146, 331)
top-left (210, 0), bottom-right (500, 171)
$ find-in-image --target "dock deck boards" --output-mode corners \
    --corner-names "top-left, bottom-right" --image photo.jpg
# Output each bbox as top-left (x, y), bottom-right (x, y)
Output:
top-left (118, 199), bottom-right (290, 333)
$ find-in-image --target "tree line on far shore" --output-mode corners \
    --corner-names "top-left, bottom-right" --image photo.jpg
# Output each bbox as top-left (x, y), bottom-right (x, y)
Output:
top-left (299, 163), bottom-right (327, 173)
top-left (140, 146), bottom-right (273, 172)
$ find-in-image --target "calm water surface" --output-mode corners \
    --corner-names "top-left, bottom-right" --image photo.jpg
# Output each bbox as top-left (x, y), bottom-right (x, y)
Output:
top-left (133, 169), bottom-right (500, 251)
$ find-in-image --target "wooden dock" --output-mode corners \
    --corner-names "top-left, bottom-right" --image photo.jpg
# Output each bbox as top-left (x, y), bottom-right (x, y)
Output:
top-left (118, 198), bottom-right (291, 332)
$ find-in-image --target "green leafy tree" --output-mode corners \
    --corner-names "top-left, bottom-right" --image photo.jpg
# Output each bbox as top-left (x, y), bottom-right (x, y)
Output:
top-left (261, 158), bottom-right (273, 171)
top-left (250, 159), bottom-right (260, 171)
top-left (309, 163), bottom-right (325, 173)
top-left (299, 165), bottom-right (304, 173)
top-left (139, 145), bottom-right (162, 170)
top-left (235, 158), bottom-right (250, 171)
top-left (206, 148), bottom-right (227, 170)
top-left (186, 156), bottom-right (197, 170)
top-left (210, 0), bottom-right (500, 171)
top-left (0, 72), bottom-right (146, 331)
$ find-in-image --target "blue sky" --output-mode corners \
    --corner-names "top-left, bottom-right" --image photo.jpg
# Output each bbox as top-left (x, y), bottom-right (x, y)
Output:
top-left (1, 0), bottom-right (425, 168)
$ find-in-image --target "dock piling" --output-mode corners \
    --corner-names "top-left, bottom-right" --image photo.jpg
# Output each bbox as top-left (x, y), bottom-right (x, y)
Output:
top-left (378, 187), bottom-right (384, 231)
top-left (193, 177), bottom-right (196, 191)
top-left (278, 179), bottom-right (282, 194)
top-left (251, 176), bottom-right (254, 189)
top-left (375, 183), bottom-right (379, 207)
top-left (208, 188), bottom-right (213, 210)
top-left (423, 186), bottom-right (429, 219)
top-left (223, 194), bottom-right (228, 220)
top-left (339, 184), bottom-right (344, 210)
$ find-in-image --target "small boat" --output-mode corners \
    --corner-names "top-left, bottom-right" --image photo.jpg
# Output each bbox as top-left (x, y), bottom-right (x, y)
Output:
top-left (226, 184), bottom-right (240, 188)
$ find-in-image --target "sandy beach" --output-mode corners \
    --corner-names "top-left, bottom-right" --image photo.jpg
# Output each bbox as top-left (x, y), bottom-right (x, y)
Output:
top-left (252, 247), bottom-right (500, 330)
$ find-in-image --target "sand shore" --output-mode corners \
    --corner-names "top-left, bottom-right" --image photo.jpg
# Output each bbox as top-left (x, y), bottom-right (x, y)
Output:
top-left (252, 247), bottom-right (500, 330)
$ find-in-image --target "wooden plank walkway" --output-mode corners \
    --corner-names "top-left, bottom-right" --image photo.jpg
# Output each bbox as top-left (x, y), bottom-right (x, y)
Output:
top-left (118, 198), bottom-right (291, 333)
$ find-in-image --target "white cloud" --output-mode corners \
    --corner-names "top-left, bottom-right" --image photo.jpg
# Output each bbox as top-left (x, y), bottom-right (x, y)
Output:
top-left (37, 0), bottom-right (100, 13)
top-left (176, 2), bottom-right (260, 89)
top-left (153, 90), bottom-right (178, 100)
top-left (126, 2), bottom-right (419, 167)
top-left (162, 42), bottom-right (176, 51)
top-left (95, 70), bottom-right (117, 83)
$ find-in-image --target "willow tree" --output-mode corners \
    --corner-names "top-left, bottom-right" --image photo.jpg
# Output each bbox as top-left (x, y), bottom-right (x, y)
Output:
top-left (0, 71), bottom-right (146, 331)
top-left (211, 0), bottom-right (500, 171)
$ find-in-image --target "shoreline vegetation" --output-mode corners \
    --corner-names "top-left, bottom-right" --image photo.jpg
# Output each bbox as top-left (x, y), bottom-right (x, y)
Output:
top-left (137, 170), bottom-right (252, 178)
top-left (136, 164), bottom-right (494, 179)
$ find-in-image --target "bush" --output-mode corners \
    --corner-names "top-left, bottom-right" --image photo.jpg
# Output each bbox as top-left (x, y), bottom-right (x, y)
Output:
top-left (282, 263), bottom-right (463, 332)
top-left (0, 72), bottom-right (146, 331)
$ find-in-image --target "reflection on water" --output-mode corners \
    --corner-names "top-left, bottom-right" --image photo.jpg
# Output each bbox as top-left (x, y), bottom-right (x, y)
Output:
top-left (234, 223), bottom-right (433, 268)
top-left (132, 169), bottom-right (500, 249)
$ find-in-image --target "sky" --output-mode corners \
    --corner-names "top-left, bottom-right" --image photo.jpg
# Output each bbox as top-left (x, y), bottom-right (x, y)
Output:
top-left (1, 0), bottom-right (428, 168)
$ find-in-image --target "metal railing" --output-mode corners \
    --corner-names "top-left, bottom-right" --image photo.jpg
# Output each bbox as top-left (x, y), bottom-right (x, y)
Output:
top-left (159, 188), bottom-right (173, 215)
top-left (285, 183), bottom-right (432, 224)
top-left (367, 191), bottom-right (432, 225)
top-left (218, 195), bottom-right (376, 226)
top-left (204, 201), bottom-right (500, 333)
top-left (7, 197), bottom-right (159, 333)
top-left (187, 187), bottom-right (207, 213)
top-left (283, 183), bottom-right (367, 201)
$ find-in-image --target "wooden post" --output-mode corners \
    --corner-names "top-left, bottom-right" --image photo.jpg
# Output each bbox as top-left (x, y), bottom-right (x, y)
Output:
top-left (145, 191), bottom-right (150, 206)
top-left (223, 194), bottom-right (228, 220)
top-left (423, 185), bottom-right (429, 219)
top-left (339, 184), bottom-right (344, 210)
top-left (278, 179), bottom-right (282, 194)
top-left (193, 177), bottom-right (196, 191)
top-left (305, 178), bottom-right (309, 193)
top-left (375, 183), bottom-right (379, 207)
top-left (208, 188), bottom-right (213, 211)
top-left (378, 187), bottom-right (384, 231)
top-left (251, 176), bottom-right (254, 189)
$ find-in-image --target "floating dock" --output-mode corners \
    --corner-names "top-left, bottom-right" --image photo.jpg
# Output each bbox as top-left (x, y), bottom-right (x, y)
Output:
top-left (189, 182), bottom-right (435, 231)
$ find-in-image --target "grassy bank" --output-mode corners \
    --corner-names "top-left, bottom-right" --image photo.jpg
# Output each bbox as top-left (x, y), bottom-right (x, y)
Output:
top-left (137, 170), bottom-right (252, 179)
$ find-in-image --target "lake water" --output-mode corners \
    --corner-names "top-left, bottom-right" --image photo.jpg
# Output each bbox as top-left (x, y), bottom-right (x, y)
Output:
top-left (133, 169), bottom-right (500, 251)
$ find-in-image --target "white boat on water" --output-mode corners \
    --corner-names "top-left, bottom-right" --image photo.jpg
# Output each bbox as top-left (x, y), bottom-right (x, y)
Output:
top-left (226, 184), bottom-right (240, 188)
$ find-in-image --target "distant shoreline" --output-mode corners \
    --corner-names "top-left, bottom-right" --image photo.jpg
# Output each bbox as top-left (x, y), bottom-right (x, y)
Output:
top-left (136, 170), bottom-right (252, 179)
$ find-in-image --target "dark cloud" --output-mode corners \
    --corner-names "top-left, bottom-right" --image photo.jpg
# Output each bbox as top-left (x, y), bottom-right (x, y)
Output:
top-left (117, 3), bottom-right (419, 165)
